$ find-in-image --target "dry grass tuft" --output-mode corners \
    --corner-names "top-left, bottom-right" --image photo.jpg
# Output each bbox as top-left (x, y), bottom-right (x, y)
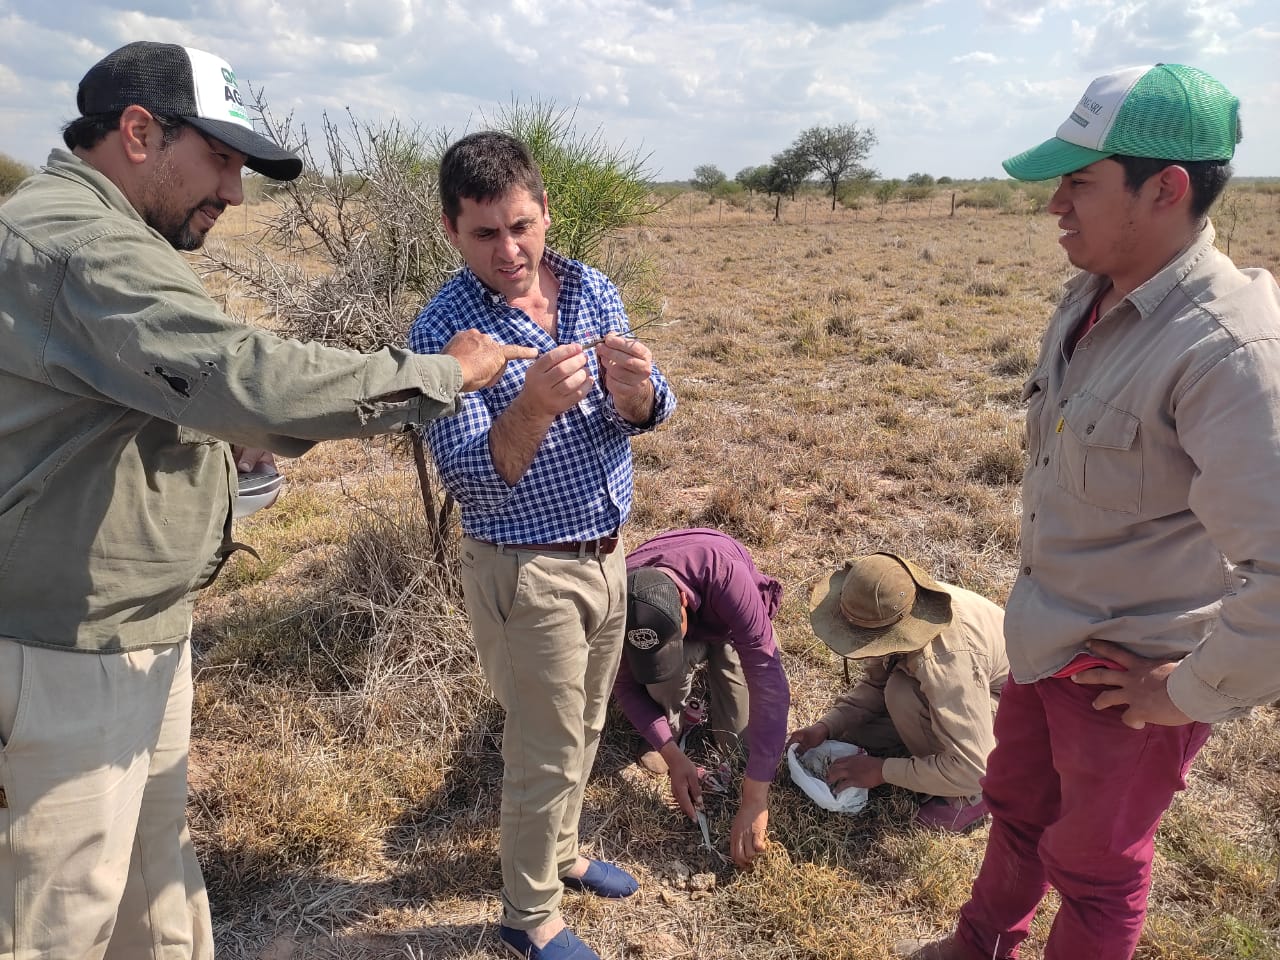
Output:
top-left (693, 473), bottom-right (784, 548)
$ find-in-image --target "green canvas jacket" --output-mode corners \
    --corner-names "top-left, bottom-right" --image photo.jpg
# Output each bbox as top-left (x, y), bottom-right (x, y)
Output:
top-left (0, 150), bottom-right (463, 653)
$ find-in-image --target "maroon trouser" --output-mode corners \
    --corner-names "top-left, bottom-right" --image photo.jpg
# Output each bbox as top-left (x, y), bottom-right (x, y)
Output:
top-left (955, 676), bottom-right (1212, 960)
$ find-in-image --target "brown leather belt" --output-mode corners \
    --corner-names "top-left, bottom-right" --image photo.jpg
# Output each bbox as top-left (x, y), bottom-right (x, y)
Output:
top-left (483, 536), bottom-right (620, 558)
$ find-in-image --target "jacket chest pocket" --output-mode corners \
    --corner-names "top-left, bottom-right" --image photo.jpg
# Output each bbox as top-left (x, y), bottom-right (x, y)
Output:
top-left (1022, 374), bottom-right (1049, 465)
top-left (1056, 393), bottom-right (1142, 513)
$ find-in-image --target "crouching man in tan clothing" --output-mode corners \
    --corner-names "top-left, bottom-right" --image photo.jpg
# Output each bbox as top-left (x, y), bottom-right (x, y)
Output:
top-left (788, 553), bottom-right (1008, 832)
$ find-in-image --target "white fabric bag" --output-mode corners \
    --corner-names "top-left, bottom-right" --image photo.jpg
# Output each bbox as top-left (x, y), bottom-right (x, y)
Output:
top-left (786, 741), bottom-right (870, 815)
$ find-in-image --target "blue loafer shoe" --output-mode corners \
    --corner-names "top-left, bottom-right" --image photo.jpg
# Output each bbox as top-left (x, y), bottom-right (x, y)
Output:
top-left (499, 925), bottom-right (601, 960)
top-left (561, 859), bottom-right (639, 898)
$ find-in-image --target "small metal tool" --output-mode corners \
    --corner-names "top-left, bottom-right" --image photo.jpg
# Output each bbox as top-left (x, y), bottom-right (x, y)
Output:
top-left (696, 809), bottom-right (713, 850)
top-left (695, 809), bottom-right (731, 863)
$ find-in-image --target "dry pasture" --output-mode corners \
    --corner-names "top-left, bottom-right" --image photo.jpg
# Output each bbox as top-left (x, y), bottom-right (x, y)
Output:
top-left (193, 187), bottom-right (1280, 960)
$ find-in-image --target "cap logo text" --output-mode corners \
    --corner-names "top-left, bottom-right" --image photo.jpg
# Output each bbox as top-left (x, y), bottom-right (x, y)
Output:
top-left (627, 628), bottom-right (660, 650)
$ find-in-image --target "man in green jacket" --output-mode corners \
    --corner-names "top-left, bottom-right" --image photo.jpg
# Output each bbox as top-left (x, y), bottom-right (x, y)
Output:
top-left (0, 41), bottom-right (528, 960)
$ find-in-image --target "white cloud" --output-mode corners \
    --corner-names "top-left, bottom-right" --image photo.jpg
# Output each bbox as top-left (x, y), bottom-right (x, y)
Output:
top-left (0, 62), bottom-right (19, 96)
top-left (728, 0), bottom-right (924, 26)
top-left (1071, 0), bottom-right (1246, 68)
top-left (980, 0), bottom-right (1054, 30)
top-left (582, 38), bottom-right (658, 65)
top-left (0, 0), bottom-right (1275, 181)
top-left (334, 42), bottom-right (379, 66)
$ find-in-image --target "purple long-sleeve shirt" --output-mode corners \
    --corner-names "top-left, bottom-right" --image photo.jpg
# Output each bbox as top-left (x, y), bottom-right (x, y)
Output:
top-left (615, 528), bottom-right (789, 782)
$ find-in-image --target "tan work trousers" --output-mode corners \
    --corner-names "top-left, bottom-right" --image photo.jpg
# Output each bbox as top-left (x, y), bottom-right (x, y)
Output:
top-left (851, 669), bottom-right (982, 804)
top-left (460, 538), bottom-right (627, 930)
top-left (644, 638), bottom-right (749, 757)
top-left (0, 637), bottom-right (212, 960)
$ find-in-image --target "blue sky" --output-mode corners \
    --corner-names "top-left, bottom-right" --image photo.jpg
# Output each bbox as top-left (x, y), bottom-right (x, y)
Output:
top-left (1, 0), bottom-right (1276, 181)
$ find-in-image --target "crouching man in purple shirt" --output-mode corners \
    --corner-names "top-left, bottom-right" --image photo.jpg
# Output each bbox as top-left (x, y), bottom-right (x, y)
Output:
top-left (614, 528), bottom-right (790, 869)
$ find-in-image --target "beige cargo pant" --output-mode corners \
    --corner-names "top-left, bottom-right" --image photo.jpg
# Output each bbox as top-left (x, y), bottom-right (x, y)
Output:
top-left (460, 539), bottom-right (627, 931)
top-left (644, 638), bottom-right (750, 757)
top-left (850, 669), bottom-right (984, 803)
top-left (0, 637), bottom-right (212, 960)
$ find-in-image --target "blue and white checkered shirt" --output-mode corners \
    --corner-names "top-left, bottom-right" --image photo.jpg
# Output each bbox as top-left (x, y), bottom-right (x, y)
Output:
top-left (408, 249), bottom-right (676, 543)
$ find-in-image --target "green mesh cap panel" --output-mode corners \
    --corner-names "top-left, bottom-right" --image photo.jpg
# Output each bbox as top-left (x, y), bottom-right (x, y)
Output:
top-left (1102, 64), bottom-right (1239, 162)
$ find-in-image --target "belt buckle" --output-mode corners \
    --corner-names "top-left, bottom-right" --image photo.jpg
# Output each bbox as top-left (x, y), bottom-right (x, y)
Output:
top-left (575, 534), bottom-right (617, 559)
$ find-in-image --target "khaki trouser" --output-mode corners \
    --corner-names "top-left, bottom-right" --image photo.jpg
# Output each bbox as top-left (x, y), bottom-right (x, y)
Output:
top-left (644, 638), bottom-right (749, 758)
top-left (459, 539), bottom-right (627, 930)
top-left (851, 669), bottom-right (982, 804)
top-left (0, 637), bottom-right (213, 960)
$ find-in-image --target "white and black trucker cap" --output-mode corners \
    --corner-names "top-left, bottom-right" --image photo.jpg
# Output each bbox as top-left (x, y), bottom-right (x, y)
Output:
top-left (76, 41), bottom-right (302, 181)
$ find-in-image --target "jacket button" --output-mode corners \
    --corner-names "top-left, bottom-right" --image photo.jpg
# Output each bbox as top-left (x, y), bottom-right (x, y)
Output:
top-left (1023, 566), bottom-right (1032, 575)
top-left (1086, 424), bottom-right (1095, 434)
top-left (1042, 456), bottom-right (1050, 466)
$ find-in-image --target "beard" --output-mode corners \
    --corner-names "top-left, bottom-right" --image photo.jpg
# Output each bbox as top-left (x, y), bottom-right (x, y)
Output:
top-left (146, 199), bottom-right (224, 251)
top-left (141, 148), bottom-right (225, 251)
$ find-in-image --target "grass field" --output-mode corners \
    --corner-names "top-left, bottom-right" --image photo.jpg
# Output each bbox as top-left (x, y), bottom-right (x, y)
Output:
top-left (192, 186), bottom-right (1280, 959)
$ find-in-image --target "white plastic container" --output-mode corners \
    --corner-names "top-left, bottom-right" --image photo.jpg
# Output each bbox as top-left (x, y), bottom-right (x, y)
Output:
top-left (233, 469), bottom-right (284, 519)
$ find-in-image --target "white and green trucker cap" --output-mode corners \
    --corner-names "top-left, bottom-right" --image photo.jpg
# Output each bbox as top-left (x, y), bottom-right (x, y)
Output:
top-left (1003, 64), bottom-right (1239, 182)
top-left (77, 41), bottom-right (302, 181)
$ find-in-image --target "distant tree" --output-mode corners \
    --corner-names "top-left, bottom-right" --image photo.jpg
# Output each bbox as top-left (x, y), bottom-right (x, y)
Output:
top-left (735, 165), bottom-right (771, 195)
top-left (794, 123), bottom-right (878, 210)
top-left (0, 151), bottom-right (32, 196)
top-left (765, 148), bottom-right (812, 200)
top-left (875, 178), bottom-right (901, 205)
top-left (761, 147), bottom-right (814, 221)
top-left (692, 163), bottom-right (727, 194)
top-left (712, 179), bottom-right (742, 201)
top-left (937, 175), bottom-right (954, 185)
top-left (839, 176), bottom-right (873, 206)
top-left (902, 172), bottom-right (935, 203)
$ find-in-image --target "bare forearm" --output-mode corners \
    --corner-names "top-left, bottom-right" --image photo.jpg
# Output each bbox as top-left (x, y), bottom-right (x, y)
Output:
top-left (612, 380), bottom-right (655, 425)
top-left (489, 399), bottom-right (556, 486)
top-left (741, 776), bottom-right (770, 808)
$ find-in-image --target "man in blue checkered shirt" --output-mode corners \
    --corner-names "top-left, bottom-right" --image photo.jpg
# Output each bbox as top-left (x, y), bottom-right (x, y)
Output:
top-left (408, 132), bottom-right (675, 960)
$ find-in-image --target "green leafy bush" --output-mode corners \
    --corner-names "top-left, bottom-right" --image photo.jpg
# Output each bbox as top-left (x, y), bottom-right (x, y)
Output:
top-left (492, 99), bottom-right (661, 311)
top-left (0, 152), bottom-right (32, 196)
top-left (958, 181), bottom-right (1016, 211)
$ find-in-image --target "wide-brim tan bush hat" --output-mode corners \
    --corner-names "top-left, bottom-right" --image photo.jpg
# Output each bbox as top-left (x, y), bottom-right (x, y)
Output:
top-left (809, 552), bottom-right (953, 658)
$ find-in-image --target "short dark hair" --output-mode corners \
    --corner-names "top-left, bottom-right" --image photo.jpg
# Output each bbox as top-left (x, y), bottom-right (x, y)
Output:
top-left (62, 111), bottom-right (187, 152)
top-left (438, 131), bottom-right (545, 225)
top-left (1113, 154), bottom-right (1234, 220)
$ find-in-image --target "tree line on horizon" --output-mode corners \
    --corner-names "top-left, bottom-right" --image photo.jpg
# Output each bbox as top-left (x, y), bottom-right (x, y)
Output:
top-left (690, 123), bottom-right (886, 219)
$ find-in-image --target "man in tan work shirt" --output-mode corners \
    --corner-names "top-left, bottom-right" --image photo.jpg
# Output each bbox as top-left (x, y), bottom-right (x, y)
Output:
top-left (788, 553), bottom-right (1007, 832)
top-left (903, 64), bottom-right (1280, 960)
